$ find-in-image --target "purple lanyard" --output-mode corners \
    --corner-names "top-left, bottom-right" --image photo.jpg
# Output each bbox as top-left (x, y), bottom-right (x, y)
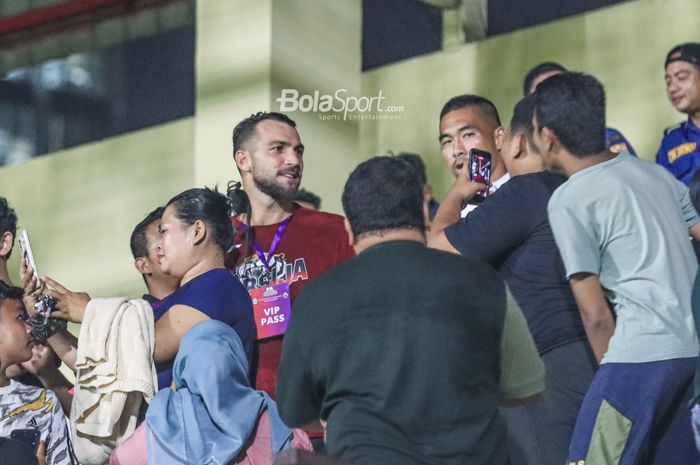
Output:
top-left (252, 216), bottom-right (292, 271)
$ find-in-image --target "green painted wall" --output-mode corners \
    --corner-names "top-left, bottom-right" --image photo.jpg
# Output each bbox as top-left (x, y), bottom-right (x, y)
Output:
top-left (361, 0), bottom-right (700, 198)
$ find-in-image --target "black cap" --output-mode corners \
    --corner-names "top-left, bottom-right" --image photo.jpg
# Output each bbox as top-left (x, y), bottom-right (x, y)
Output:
top-left (665, 43), bottom-right (700, 69)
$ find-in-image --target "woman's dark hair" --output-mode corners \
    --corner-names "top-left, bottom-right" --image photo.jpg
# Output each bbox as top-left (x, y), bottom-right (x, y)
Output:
top-left (166, 187), bottom-right (234, 252)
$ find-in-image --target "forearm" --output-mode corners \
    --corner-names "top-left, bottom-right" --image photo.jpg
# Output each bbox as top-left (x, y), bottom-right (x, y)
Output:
top-left (47, 330), bottom-right (78, 371)
top-left (580, 310), bottom-right (615, 363)
top-left (37, 372), bottom-right (73, 414)
top-left (427, 190), bottom-right (464, 246)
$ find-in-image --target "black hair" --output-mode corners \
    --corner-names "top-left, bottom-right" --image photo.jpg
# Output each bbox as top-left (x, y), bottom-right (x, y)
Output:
top-left (130, 207), bottom-right (165, 260)
top-left (0, 280), bottom-right (23, 309)
top-left (232, 111), bottom-right (297, 156)
top-left (166, 187), bottom-right (234, 253)
top-left (0, 197), bottom-right (17, 259)
top-left (509, 94), bottom-right (536, 141)
top-left (295, 188), bottom-right (322, 210)
top-left (396, 153), bottom-right (428, 186)
top-left (690, 169), bottom-right (700, 215)
top-left (342, 156), bottom-right (424, 238)
top-left (523, 62), bottom-right (567, 95)
top-left (534, 72), bottom-right (606, 157)
top-left (439, 95), bottom-right (501, 127)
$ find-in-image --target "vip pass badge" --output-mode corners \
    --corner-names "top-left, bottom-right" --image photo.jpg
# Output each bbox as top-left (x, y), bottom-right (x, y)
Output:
top-left (251, 283), bottom-right (291, 340)
top-left (249, 216), bottom-right (293, 340)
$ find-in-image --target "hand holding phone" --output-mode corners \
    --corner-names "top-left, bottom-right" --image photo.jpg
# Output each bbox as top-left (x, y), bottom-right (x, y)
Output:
top-left (468, 149), bottom-right (492, 204)
top-left (18, 230), bottom-right (39, 280)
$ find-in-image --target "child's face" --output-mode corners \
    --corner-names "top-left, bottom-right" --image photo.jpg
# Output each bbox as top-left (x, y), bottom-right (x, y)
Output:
top-left (0, 298), bottom-right (33, 369)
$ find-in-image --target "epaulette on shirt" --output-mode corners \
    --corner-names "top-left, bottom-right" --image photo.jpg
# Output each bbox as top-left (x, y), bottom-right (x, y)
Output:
top-left (664, 121), bottom-right (683, 136)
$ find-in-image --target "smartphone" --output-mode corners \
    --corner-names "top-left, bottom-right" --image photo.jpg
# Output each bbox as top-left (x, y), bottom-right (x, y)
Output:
top-left (18, 230), bottom-right (39, 279)
top-left (10, 428), bottom-right (41, 452)
top-left (468, 148), bottom-right (492, 204)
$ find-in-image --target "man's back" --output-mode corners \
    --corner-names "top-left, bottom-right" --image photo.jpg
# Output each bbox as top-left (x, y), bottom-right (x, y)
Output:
top-left (277, 241), bottom-right (541, 465)
top-left (445, 171), bottom-right (585, 355)
top-left (548, 152), bottom-right (699, 363)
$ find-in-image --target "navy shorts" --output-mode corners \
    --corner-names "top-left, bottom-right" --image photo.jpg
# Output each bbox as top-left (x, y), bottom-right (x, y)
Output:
top-left (567, 357), bottom-right (698, 465)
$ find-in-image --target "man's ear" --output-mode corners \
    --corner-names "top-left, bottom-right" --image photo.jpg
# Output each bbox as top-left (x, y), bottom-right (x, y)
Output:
top-left (343, 218), bottom-right (355, 246)
top-left (235, 150), bottom-right (251, 173)
top-left (513, 133), bottom-right (528, 160)
top-left (541, 126), bottom-right (557, 153)
top-left (134, 257), bottom-right (149, 275)
top-left (0, 232), bottom-right (13, 259)
top-left (192, 219), bottom-right (207, 246)
top-left (494, 127), bottom-right (506, 151)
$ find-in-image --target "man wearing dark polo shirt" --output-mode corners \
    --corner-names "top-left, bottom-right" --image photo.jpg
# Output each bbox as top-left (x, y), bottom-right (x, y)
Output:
top-left (277, 156), bottom-right (544, 465)
top-left (428, 95), bottom-right (597, 465)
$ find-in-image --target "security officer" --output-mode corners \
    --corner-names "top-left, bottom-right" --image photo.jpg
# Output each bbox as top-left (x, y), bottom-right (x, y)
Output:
top-left (523, 62), bottom-right (638, 156)
top-left (656, 43), bottom-right (700, 185)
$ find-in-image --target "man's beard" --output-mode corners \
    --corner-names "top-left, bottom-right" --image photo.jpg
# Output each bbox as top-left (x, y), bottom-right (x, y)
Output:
top-left (253, 171), bottom-right (300, 203)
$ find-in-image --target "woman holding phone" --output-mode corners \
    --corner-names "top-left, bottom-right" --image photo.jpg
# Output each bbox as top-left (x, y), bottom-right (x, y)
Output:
top-left (31, 187), bottom-right (255, 389)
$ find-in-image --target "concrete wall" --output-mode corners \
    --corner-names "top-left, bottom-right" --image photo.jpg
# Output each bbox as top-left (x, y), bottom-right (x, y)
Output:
top-left (1, 0), bottom-right (698, 298)
top-left (361, 0), bottom-right (700, 198)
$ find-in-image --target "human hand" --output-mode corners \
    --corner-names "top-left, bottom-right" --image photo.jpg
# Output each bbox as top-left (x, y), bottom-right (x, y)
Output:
top-left (20, 345), bottom-right (59, 379)
top-left (36, 440), bottom-right (47, 465)
top-left (449, 161), bottom-right (487, 202)
top-left (20, 259), bottom-right (43, 317)
top-left (42, 276), bottom-right (90, 324)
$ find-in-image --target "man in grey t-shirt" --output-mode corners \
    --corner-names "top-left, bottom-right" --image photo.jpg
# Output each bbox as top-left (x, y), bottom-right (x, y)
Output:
top-left (531, 72), bottom-right (700, 465)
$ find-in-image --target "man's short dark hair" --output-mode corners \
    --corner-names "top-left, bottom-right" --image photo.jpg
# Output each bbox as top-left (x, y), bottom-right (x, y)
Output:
top-left (295, 188), bottom-right (322, 210)
top-left (534, 72), bottom-right (606, 157)
top-left (0, 280), bottom-right (23, 310)
top-left (342, 156), bottom-right (424, 238)
top-left (439, 95), bottom-right (501, 127)
top-left (509, 95), bottom-right (536, 141)
top-left (396, 153), bottom-right (427, 186)
top-left (232, 111), bottom-right (297, 155)
top-left (130, 207), bottom-right (165, 260)
top-left (523, 62), bottom-right (568, 95)
top-left (0, 197), bottom-right (17, 259)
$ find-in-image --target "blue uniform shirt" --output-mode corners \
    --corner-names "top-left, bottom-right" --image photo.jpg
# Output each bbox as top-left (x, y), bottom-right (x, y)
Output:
top-left (606, 127), bottom-right (637, 157)
top-left (656, 118), bottom-right (700, 185)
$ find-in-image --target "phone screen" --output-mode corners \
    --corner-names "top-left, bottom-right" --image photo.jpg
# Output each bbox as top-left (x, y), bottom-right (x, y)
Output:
top-left (10, 428), bottom-right (41, 452)
top-left (468, 149), bottom-right (492, 203)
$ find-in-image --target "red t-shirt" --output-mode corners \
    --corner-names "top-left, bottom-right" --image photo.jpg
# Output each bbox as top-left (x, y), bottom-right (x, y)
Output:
top-left (230, 205), bottom-right (355, 397)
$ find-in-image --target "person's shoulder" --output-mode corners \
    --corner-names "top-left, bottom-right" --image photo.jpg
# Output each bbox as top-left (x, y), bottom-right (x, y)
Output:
top-left (294, 206), bottom-right (345, 226)
top-left (424, 245), bottom-right (501, 279)
top-left (663, 120), bottom-right (685, 138)
top-left (6, 382), bottom-right (60, 411)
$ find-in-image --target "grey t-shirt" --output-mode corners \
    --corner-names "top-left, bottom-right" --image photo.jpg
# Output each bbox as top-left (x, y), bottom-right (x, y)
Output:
top-left (548, 152), bottom-right (699, 364)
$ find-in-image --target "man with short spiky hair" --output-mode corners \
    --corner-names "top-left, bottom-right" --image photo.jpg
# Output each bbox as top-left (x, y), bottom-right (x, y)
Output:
top-left (429, 95), bottom-right (596, 465)
top-left (437, 94), bottom-right (510, 217)
top-left (229, 112), bottom-right (354, 408)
